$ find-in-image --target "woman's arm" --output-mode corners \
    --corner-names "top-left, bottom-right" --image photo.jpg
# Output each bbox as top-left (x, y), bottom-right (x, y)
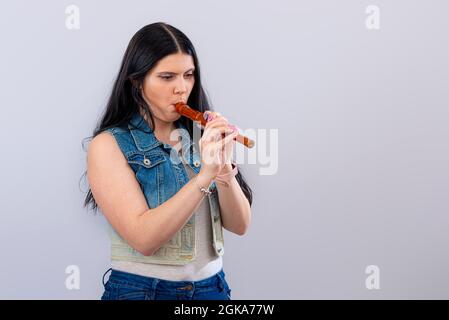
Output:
top-left (216, 164), bottom-right (252, 236)
top-left (87, 132), bottom-right (213, 256)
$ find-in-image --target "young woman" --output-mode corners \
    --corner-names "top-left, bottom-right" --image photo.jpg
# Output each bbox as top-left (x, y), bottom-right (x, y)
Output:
top-left (83, 22), bottom-right (253, 300)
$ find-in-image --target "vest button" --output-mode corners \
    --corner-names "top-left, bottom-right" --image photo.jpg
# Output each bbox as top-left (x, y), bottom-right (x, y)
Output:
top-left (193, 160), bottom-right (201, 167)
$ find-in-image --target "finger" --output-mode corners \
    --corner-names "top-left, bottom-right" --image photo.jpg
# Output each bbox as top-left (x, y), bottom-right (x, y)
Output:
top-left (204, 124), bottom-right (231, 138)
top-left (205, 117), bottom-right (229, 127)
top-left (213, 130), bottom-right (238, 147)
top-left (202, 125), bottom-right (234, 142)
top-left (206, 111), bottom-right (227, 122)
top-left (206, 130), bottom-right (236, 157)
top-left (222, 141), bottom-right (236, 164)
top-left (224, 130), bottom-right (238, 143)
top-left (195, 119), bottom-right (229, 131)
top-left (223, 130), bottom-right (238, 146)
top-left (204, 111), bottom-right (215, 122)
top-left (206, 111), bottom-right (222, 119)
top-left (211, 113), bottom-right (226, 122)
top-left (203, 121), bottom-right (232, 137)
top-left (203, 124), bottom-right (232, 136)
top-left (221, 134), bottom-right (236, 160)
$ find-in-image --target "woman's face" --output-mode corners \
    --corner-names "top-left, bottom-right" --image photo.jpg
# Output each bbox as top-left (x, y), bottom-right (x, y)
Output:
top-left (140, 52), bottom-right (196, 124)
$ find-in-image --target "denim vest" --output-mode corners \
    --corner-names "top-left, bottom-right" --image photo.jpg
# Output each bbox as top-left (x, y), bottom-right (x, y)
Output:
top-left (104, 112), bottom-right (225, 265)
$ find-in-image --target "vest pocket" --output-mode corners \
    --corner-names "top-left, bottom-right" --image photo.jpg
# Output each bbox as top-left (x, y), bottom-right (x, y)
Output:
top-left (127, 151), bottom-right (168, 208)
top-left (127, 152), bottom-right (166, 169)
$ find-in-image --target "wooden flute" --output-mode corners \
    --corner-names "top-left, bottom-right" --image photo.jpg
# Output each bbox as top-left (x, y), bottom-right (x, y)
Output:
top-left (175, 102), bottom-right (255, 148)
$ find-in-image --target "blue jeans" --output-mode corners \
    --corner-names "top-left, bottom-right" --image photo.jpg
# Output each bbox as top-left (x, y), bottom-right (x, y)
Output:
top-left (101, 268), bottom-right (232, 300)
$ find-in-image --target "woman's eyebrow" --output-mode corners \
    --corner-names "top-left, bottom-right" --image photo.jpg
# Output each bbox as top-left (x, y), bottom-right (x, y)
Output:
top-left (157, 67), bottom-right (195, 75)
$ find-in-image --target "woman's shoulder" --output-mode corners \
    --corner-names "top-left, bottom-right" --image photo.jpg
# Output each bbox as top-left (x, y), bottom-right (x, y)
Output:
top-left (88, 131), bottom-right (123, 162)
top-left (91, 130), bottom-right (114, 144)
top-left (90, 126), bottom-right (142, 160)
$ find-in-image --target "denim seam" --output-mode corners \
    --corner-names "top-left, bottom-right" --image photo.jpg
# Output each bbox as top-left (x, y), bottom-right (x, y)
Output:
top-left (148, 278), bottom-right (160, 300)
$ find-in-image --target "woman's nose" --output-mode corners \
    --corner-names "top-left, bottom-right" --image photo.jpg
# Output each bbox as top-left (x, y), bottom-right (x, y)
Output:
top-left (174, 79), bottom-right (188, 94)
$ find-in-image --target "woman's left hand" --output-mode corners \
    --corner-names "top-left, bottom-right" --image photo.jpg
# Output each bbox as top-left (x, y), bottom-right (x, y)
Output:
top-left (203, 111), bottom-right (238, 175)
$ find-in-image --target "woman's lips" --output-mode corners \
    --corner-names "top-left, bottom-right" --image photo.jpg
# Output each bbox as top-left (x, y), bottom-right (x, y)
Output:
top-left (171, 102), bottom-right (185, 112)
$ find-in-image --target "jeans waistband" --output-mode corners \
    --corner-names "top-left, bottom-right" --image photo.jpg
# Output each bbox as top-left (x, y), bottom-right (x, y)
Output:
top-left (102, 267), bottom-right (225, 288)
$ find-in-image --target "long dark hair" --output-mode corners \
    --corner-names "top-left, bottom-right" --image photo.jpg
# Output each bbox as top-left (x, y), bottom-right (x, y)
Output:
top-left (81, 22), bottom-right (253, 213)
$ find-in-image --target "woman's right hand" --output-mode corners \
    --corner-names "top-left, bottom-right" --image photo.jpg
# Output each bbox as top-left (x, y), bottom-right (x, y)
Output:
top-left (198, 111), bottom-right (238, 180)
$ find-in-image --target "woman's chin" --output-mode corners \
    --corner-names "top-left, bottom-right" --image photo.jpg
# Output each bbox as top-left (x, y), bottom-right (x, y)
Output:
top-left (170, 112), bottom-right (182, 121)
top-left (163, 105), bottom-right (181, 121)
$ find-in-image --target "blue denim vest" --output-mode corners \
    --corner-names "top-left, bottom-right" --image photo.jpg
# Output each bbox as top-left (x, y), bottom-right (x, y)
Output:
top-left (104, 112), bottom-right (225, 265)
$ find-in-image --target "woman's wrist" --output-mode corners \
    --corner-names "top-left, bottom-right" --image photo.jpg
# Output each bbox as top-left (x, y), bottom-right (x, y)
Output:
top-left (196, 172), bottom-right (214, 188)
top-left (215, 163), bottom-right (238, 187)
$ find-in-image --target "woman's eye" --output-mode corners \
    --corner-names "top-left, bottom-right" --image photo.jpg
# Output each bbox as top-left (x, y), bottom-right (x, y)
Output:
top-left (160, 73), bottom-right (194, 80)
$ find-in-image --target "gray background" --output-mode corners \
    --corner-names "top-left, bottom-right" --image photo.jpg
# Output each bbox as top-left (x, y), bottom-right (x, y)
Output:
top-left (0, 0), bottom-right (448, 299)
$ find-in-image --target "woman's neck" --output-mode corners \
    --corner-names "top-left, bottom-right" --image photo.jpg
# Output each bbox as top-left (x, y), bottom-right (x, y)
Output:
top-left (139, 109), bottom-right (180, 147)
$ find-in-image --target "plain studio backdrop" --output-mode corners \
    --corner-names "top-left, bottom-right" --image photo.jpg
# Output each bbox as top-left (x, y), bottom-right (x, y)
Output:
top-left (0, 0), bottom-right (448, 299)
